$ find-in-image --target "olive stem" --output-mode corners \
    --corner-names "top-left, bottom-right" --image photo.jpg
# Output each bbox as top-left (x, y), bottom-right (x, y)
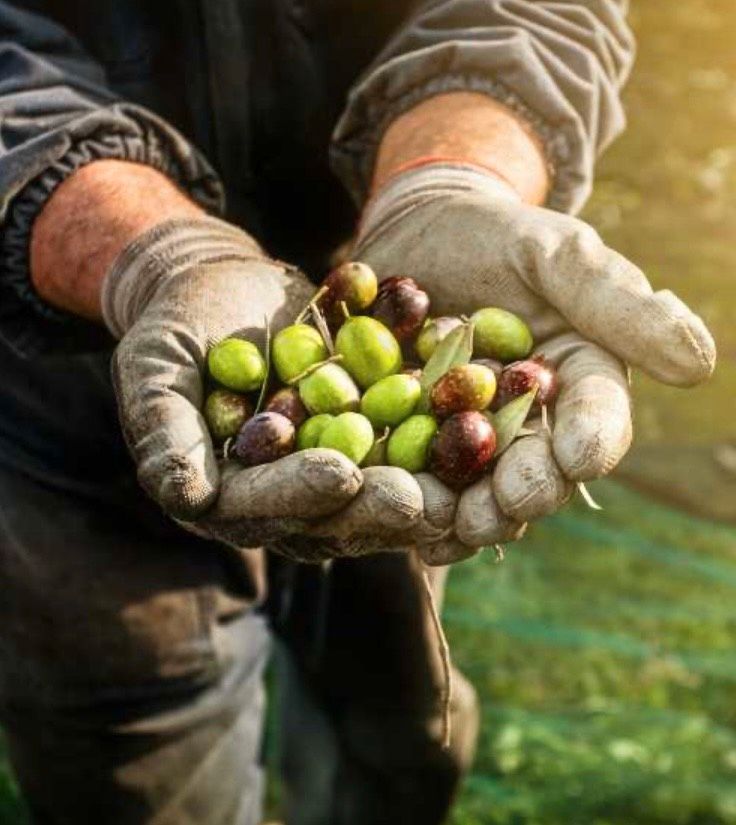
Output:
top-left (287, 353), bottom-right (344, 385)
top-left (577, 481), bottom-right (603, 511)
top-left (493, 543), bottom-right (506, 563)
top-left (295, 285), bottom-right (329, 325)
top-left (420, 562), bottom-right (453, 750)
top-left (254, 316), bottom-right (272, 414)
top-left (541, 401), bottom-right (551, 434)
top-left (340, 300), bottom-right (351, 321)
top-left (309, 301), bottom-right (335, 355)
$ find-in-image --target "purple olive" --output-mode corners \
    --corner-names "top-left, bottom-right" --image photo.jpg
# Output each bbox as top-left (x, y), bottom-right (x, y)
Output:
top-left (371, 276), bottom-right (430, 342)
top-left (234, 412), bottom-right (295, 466)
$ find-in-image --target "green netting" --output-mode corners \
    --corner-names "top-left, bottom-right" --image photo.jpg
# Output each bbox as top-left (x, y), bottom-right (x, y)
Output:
top-left (446, 480), bottom-right (736, 825)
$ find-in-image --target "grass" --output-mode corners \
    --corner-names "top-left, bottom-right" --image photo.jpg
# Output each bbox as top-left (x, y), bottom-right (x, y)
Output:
top-left (2, 0), bottom-right (735, 822)
top-left (447, 481), bottom-right (736, 824)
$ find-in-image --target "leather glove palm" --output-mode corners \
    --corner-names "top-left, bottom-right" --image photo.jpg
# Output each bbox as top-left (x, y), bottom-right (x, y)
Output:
top-left (355, 164), bottom-right (716, 556)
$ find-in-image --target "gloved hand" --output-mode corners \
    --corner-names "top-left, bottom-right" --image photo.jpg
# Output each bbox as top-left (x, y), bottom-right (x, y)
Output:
top-left (103, 217), bottom-right (424, 560)
top-left (354, 162), bottom-right (716, 562)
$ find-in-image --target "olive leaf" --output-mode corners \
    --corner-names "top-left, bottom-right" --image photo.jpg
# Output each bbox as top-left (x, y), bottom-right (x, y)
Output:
top-left (489, 388), bottom-right (538, 455)
top-left (418, 322), bottom-right (474, 412)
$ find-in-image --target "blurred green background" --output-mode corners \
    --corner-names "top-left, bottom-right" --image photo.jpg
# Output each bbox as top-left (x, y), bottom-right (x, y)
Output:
top-left (2, 1), bottom-right (735, 823)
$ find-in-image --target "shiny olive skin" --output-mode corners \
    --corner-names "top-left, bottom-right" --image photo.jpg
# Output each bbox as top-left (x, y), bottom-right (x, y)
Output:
top-left (494, 356), bottom-right (559, 410)
top-left (371, 276), bottom-right (430, 342)
top-left (318, 261), bottom-right (378, 327)
top-left (430, 364), bottom-right (496, 419)
top-left (429, 411), bottom-right (496, 490)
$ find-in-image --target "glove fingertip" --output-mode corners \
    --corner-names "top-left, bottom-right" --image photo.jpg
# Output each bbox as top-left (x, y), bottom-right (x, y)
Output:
top-left (140, 452), bottom-right (219, 521)
top-left (553, 411), bottom-right (633, 482)
top-left (646, 291), bottom-right (717, 387)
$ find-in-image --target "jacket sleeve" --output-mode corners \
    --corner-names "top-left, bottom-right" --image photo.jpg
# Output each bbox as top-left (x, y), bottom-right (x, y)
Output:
top-left (0, 3), bottom-right (224, 358)
top-left (331, 0), bottom-right (635, 215)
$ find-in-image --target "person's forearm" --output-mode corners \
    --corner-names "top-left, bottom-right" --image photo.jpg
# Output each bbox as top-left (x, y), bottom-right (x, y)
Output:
top-left (373, 92), bottom-right (550, 205)
top-left (30, 160), bottom-right (204, 322)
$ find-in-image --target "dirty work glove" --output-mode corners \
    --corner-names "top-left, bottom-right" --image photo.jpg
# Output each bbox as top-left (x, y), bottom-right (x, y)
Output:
top-left (355, 163), bottom-right (716, 562)
top-left (103, 217), bottom-right (423, 560)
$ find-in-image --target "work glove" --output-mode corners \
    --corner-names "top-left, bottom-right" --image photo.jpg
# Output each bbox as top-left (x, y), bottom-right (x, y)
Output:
top-left (353, 162), bottom-right (716, 563)
top-left (103, 217), bottom-right (424, 561)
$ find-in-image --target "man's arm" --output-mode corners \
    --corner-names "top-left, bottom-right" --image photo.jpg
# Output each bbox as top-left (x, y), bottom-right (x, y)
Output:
top-left (373, 92), bottom-right (549, 205)
top-left (30, 161), bottom-right (204, 322)
top-left (333, 0), bottom-right (634, 214)
top-left (0, 2), bottom-right (221, 356)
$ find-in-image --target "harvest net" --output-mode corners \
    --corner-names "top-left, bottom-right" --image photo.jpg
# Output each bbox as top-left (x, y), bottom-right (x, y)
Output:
top-left (446, 479), bottom-right (736, 825)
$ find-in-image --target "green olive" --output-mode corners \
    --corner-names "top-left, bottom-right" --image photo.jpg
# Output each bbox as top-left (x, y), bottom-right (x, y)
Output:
top-left (360, 374), bottom-right (421, 429)
top-left (296, 414), bottom-right (335, 450)
top-left (272, 324), bottom-right (329, 384)
top-left (470, 307), bottom-right (533, 362)
top-left (387, 414), bottom-right (439, 473)
top-left (317, 412), bottom-right (375, 465)
top-left (298, 363), bottom-right (360, 415)
top-left (335, 316), bottom-right (402, 389)
top-left (208, 338), bottom-right (266, 392)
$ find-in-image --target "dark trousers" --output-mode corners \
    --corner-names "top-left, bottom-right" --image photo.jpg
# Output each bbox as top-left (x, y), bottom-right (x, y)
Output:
top-left (0, 463), bottom-right (478, 824)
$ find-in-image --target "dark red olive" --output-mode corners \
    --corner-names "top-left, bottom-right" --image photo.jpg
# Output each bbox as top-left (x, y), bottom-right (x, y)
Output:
top-left (494, 356), bottom-right (559, 410)
top-left (264, 387), bottom-right (308, 428)
top-left (371, 276), bottom-right (430, 341)
top-left (234, 412), bottom-right (295, 466)
top-left (429, 411), bottom-right (496, 490)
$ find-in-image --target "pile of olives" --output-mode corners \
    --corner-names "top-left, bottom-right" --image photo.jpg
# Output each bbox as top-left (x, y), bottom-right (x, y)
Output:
top-left (204, 262), bottom-right (558, 490)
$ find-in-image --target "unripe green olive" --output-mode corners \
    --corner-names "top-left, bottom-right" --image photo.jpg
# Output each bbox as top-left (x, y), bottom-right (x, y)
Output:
top-left (386, 414), bottom-right (438, 473)
top-left (415, 316), bottom-right (464, 363)
top-left (335, 316), bottom-right (402, 389)
top-left (360, 374), bottom-right (421, 429)
top-left (298, 363), bottom-right (360, 415)
top-left (471, 307), bottom-right (533, 362)
top-left (272, 324), bottom-right (329, 384)
top-left (208, 338), bottom-right (266, 392)
top-left (296, 414), bottom-right (335, 450)
top-left (317, 412), bottom-right (375, 465)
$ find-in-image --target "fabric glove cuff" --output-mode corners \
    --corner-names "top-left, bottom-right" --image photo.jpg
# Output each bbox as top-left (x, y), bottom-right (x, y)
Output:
top-left (357, 162), bottom-right (520, 250)
top-left (101, 217), bottom-right (268, 339)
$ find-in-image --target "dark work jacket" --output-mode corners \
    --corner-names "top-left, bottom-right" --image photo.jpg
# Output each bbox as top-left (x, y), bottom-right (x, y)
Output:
top-left (0, 0), bottom-right (634, 505)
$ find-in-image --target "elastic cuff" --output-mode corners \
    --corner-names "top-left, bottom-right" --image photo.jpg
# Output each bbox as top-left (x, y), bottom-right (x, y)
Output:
top-left (0, 110), bottom-right (225, 358)
top-left (332, 72), bottom-right (578, 213)
top-left (101, 217), bottom-right (268, 339)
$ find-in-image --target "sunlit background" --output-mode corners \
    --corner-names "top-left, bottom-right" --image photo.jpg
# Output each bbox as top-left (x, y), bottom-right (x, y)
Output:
top-left (2, 2), bottom-right (735, 823)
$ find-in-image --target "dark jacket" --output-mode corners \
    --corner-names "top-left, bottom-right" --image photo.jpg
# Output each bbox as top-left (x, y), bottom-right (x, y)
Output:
top-left (0, 0), bottom-right (633, 490)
